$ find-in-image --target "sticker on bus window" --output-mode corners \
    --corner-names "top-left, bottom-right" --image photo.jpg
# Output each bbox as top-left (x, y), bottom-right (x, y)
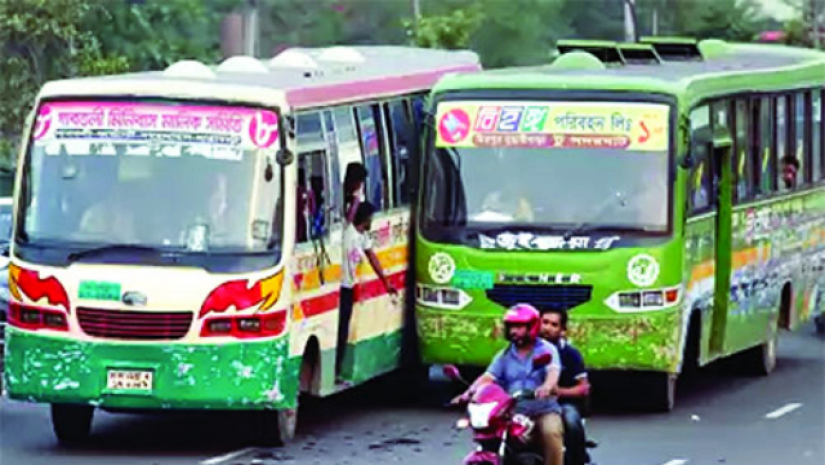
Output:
top-left (435, 100), bottom-right (669, 152)
top-left (32, 102), bottom-right (279, 152)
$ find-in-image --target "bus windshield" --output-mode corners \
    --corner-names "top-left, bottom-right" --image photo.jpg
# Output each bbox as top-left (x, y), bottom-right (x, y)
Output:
top-left (19, 100), bottom-right (284, 262)
top-left (422, 99), bottom-right (672, 243)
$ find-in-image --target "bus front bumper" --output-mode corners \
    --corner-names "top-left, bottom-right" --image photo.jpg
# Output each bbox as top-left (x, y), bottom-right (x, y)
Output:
top-left (2, 328), bottom-right (299, 410)
top-left (416, 306), bottom-right (683, 372)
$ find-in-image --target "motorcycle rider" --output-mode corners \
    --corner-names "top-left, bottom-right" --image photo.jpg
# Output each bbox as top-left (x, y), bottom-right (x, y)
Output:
top-left (453, 304), bottom-right (564, 465)
top-left (540, 308), bottom-right (591, 465)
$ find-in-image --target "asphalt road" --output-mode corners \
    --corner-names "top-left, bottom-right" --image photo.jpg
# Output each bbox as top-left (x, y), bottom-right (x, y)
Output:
top-left (1, 324), bottom-right (823, 465)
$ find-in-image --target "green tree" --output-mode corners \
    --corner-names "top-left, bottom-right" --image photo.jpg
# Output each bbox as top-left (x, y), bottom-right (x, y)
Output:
top-left (404, 7), bottom-right (484, 49)
top-left (0, 0), bottom-right (129, 170)
top-left (93, 0), bottom-right (226, 70)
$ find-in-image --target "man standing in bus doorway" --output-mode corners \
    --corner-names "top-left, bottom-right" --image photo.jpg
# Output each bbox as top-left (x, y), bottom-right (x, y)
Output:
top-left (337, 201), bottom-right (397, 384)
top-left (540, 308), bottom-right (592, 465)
top-left (781, 155), bottom-right (799, 190)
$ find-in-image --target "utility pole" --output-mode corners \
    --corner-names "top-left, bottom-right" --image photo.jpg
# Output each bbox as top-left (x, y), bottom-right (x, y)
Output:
top-left (812, 0), bottom-right (822, 49)
top-left (243, 0), bottom-right (259, 57)
top-left (412, 0), bottom-right (422, 26)
top-left (624, 0), bottom-right (637, 42)
top-left (652, 7), bottom-right (659, 36)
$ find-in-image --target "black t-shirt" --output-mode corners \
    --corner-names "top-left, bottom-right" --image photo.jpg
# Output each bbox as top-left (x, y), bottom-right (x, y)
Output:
top-left (557, 340), bottom-right (587, 389)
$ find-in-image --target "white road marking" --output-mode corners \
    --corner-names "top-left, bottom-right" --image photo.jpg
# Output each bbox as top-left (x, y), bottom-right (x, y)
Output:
top-left (765, 402), bottom-right (803, 419)
top-left (200, 447), bottom-right (256, 465)
top-left (660, 460), bottom-right (689, 465)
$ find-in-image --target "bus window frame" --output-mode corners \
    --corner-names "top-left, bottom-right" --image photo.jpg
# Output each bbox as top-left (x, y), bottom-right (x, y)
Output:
top-left (14, 95), bottom-right (289, 272)
top-left (419, 89), bottom-right (678, 240)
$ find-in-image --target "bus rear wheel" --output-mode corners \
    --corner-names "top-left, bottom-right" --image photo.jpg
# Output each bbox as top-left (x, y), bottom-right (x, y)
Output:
top-left (51, 404), bottom-right (94, 446)
top-left (742, 330), bottom-right (777, 376)
top-left (258, 404), bottom-right (298, 446)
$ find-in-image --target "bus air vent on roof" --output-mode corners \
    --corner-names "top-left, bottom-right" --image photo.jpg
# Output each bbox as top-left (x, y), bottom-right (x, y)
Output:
top-left (269, 49), bottom-right (319, 69)
top-left (217, 56), bottom-right (269, 74)
top-left (639, 36), bottom-right (703, 61)
top-left (556, 40), bottom-right (625, 66)
top-left (164, 60), bottom-right (215, 79)
top-left (618, 44), bottom-right (662, 65)
top-left (317, 46), bottom-right (365, 63)
top-left (551, 51), bottom-right (607, 71)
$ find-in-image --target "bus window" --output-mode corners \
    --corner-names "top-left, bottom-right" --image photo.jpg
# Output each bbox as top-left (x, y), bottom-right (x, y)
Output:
top-left (757, 97), bottom-right (775, 195)
top-left (734, 99), bottom-right (752, 202)
top-left (689, 105), bottom-right (712, 213)
top-left (332, 107), bottom-right (361, 181)
top-left (355, 104), bottom-right (389, 211)
top-left (384, 100), bottom-right (414, 206)
top-left (795, 92), bottom-right (810, 185)
top-left (776, 95), bottom-right (792, 191)
top-left (815, 90), bottom-right (823, 182)
top-left (296, 112), bottom-right (331, 243)
top-left (322, 110), bottom-right (343, 224)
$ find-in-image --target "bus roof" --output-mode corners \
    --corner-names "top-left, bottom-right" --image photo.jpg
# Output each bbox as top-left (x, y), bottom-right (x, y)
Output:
top-left (432, 40), bottom-right (825, 108)
top-left (38, 46), bottom-right (481, 111)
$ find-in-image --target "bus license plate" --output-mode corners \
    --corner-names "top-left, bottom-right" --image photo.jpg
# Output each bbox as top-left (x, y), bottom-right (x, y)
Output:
top-left (107, 370), bottom-right (153, 392)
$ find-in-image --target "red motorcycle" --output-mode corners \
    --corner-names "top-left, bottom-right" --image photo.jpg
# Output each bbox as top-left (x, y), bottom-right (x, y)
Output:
top-left (445, 354), bottom-right (595, 465)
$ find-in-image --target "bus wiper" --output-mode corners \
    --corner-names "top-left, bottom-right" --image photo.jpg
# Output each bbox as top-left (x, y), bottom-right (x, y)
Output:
top-left (561, 190), bottom-right (630, 240)
top-left (67, 244), bottom-right (184, 263)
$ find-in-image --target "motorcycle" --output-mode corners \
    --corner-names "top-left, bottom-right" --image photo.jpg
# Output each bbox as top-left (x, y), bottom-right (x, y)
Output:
top-left (445, 355), bottom-right (596, 465)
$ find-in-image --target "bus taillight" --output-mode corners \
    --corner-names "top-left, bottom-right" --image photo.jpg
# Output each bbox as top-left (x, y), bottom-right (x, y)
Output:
top-left (8, 302), bottom-right (69, 331)
top-left (200, 312), bottom-right (287, 339)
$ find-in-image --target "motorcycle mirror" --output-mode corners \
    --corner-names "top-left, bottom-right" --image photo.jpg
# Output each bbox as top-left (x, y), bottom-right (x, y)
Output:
top-left (532, 353), bottom-right (552, 369)
top-left (442, 365), bottom-right (461, 380)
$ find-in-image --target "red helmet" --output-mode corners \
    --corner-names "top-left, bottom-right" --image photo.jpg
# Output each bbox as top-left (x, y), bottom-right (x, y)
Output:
top-left (502, 303), bottom-right (541, 340)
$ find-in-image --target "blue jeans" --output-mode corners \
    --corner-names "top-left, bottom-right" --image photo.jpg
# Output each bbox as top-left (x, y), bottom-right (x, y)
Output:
top-left (562, 403), bottom-right (588, 465)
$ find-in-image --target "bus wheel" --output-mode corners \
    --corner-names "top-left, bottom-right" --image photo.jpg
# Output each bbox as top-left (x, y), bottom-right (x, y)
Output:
top-left (742, 330), bottom-right (777, 376)
top-left (51, 404), bottom-right (94, 446)
top-left (259, 404), bottom-right (298, 446)
top-left (643, 372), bottom-right (677, 412)
top-left (815, 314), bottom-right (825, 335)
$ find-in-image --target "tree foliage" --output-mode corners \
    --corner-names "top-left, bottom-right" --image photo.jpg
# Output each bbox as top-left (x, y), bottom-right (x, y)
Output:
top-left (0, 0), bottom-right (129, 169)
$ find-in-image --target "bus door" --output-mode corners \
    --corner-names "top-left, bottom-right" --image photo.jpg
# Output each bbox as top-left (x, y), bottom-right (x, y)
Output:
top-left (710, 103), bottom-right (734, 356)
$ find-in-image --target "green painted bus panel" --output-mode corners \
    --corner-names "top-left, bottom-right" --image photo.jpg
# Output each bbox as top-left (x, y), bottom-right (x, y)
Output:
top-left (3, 328), bottom-right (300, 410)
top-left (415, 237), bottom-right (687, 370)
top-left (338, 330), bottom-right (403, 385)
top-left (418, 306), bottom-right (682, 372)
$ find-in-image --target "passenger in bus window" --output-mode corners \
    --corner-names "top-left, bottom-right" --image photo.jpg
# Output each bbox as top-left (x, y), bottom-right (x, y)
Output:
top-left (780, 155), bottom-right (799, 190)
top-left (337, 201), bottom-right (397, 383)
top-left (343, 162), bottom-right (367, 223)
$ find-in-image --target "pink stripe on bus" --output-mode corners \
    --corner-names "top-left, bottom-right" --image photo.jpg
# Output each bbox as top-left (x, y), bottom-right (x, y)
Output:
top-left (286, 64), bottom-right (480, 108)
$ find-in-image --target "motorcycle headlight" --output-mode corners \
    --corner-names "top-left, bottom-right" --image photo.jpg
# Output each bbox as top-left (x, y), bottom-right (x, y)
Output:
top-left (467, 402), bottom-right (498, 429)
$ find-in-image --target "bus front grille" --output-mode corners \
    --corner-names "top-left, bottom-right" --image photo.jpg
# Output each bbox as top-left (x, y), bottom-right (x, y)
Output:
top-left (77, 308), bottom-right (193, 340)
top-left (486, 284), bottom-right (593, 312)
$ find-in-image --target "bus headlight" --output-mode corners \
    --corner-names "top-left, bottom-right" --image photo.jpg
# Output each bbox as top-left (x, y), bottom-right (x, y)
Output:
top-left (416, 284), bottom-right (471, 310)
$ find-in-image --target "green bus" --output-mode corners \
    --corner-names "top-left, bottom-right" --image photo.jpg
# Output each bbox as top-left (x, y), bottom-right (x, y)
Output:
top-left (413, 38), bottom-right (825, 410)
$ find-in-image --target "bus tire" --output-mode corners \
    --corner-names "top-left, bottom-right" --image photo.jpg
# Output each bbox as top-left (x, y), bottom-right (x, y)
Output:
top-left (644, 372), bottom-right (677, 412)
top-left (258, 405), bottom-right (298, 446)
top-left (51, 404), bottom-right (94, 446)
top-left (742, 330), bottom-right (777, 376)
top-left (815, 314), bottom-right (825, 335)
